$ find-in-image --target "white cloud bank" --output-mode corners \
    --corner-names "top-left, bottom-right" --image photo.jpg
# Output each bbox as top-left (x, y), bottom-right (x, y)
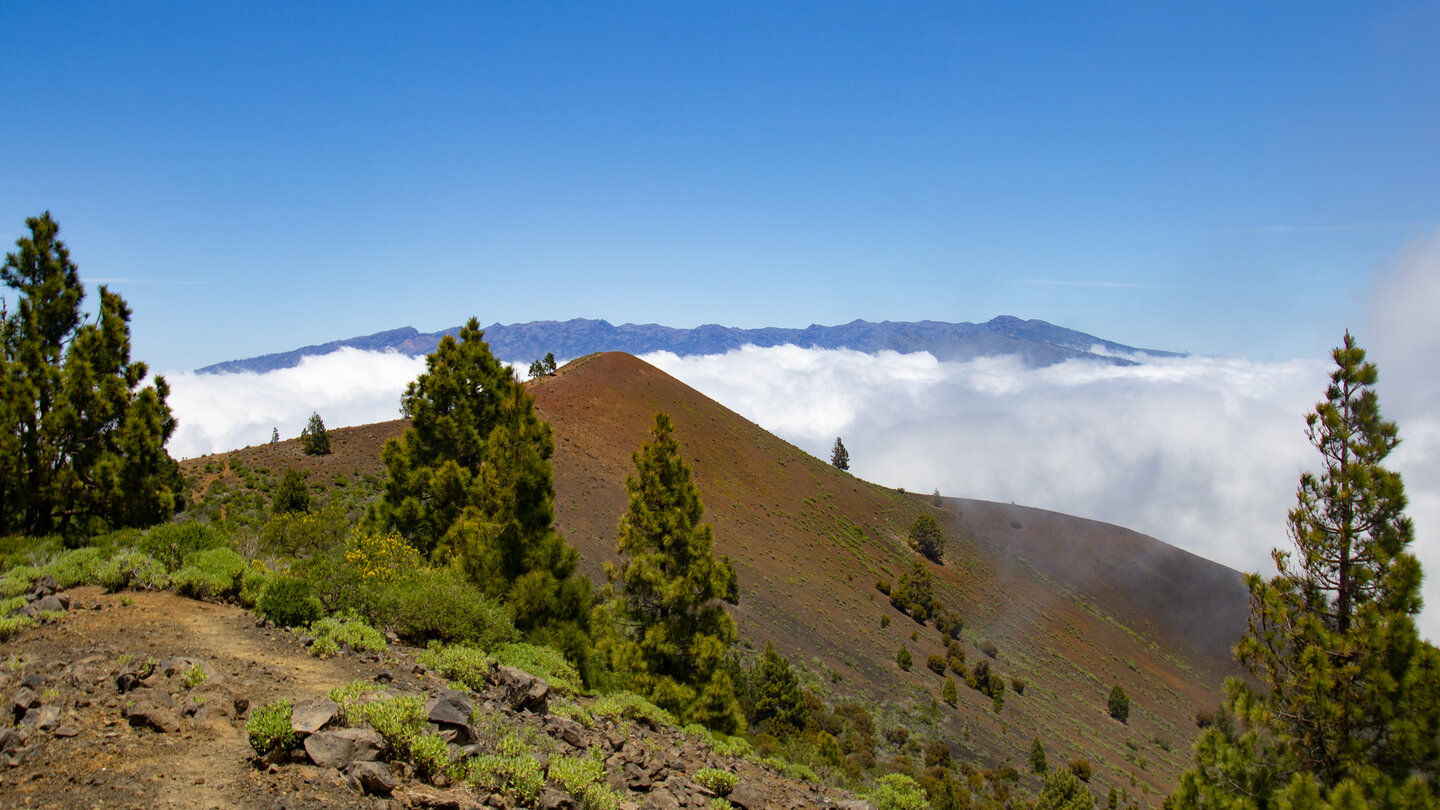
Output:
top-left (164, 348), bottom-right (428, 459)
top-left (160, 229), bottom-right (1440, 638)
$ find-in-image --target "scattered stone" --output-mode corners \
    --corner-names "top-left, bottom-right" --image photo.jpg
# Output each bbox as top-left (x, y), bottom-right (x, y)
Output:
top-left (10, 688), bottom-right (41, 722)
top-left (346, 760), bottom-right (396, 795)
top-left (538, 786), bottom-right (578, 809)
top-left (491, 665), bottom-right (550, 713)
top-left (304, 727), bottom-right (387, 769)
top-left (52, 725), bottom-right (80, 738)
top-left (426, 690), bottom-right (472, 727)
top-left (728, 781), bottom-right (766, 809)
top-left (641, 787), bottom-right (680, 810)
top-left (123, 687), bottom-right (181, 733)
top-left (374, 669), bottom-right (394, 685)
top-left (290, 695), bottom-right (338, 735)
top-left (22, 706), bottom-right (60, 732)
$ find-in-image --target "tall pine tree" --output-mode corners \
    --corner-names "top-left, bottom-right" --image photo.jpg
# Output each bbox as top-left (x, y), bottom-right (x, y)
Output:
top-left (600, 412), bottom-right (745, 733)
top-left (1168, 333), bottom-right (1440, 810)
top-left (369, 318), bottom-right (593, 677)
top-left (1, 212), bottom-right (180, 537)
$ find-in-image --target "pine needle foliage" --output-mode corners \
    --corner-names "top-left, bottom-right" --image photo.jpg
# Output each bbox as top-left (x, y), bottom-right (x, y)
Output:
top-left (601, 412), bottom-right (744, 734)
top-left (1167, 333), bottom-right (1440, 810)
top-left (369, 318), bottom-right (592, 678)
top-left (0, 212), bottom-right (181, 537)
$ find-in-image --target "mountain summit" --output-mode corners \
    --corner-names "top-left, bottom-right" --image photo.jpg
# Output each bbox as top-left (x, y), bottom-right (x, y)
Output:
top-left (196, 316), bottom-right (1180, 373)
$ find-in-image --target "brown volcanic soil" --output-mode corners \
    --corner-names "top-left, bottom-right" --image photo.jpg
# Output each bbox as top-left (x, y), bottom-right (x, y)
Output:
top-left (179, 351), bottom-right (1251, 799)
top-left (531, 353), bottom-right (1248, 793)
top-left (0, 587), bottom-right (417, 809)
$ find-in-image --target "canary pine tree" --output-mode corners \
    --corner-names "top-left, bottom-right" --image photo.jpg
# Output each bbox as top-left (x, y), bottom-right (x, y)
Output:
top-left (601, 412), bottom-right (744, 733)
top-left (1167, 333), bottom-right (1440, 810)
top-left (1, 212), bottom-right (180, 537)
top-left (369, 318), bottom-right (592, 677)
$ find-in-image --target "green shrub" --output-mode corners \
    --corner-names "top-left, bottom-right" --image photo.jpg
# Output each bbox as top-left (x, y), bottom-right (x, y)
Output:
top-left (327, 681), bottom-right (385, 727)
top-left (896, 644), bottom-right (912, 671)
top-left (0, 615), bottom-right (36, 641)
top-left (368, 568), bottom-right (518, 647)
top-left (460, 754), bottom-right (545, 803)
top-left (549, 752), bottom-right (604, 797)
top-left (419, 644), bottom-right (493, 692)
top-left (0, 566), bottom-right (38, 598)
top-left (182, 664), bottom-right (208, 689)
top-left (870, 773), bottom-right (930, 810)
top-left (875, 579), bottom-right (891, 596)
top-left (360, 694), bottom-right (426, 758)
top-left (247, 699), bottom-right (296, 755)
top-left (495, 642), bottom-right (581, 695)
top-left (98, 551), bottom-right (171, 592)
top-left (410, 733), bottom-right (451, 780)
top-left (238, 566), bottom-right (272, 608)
top-left (979, 639), bottom-right (998, 659)
top-left (172, 547), bottom-right (246, 600)
top-left (46, 546), bottom-right (110, 588)
top-left (1068, 758), bottom-right (1092, 782)
top-left (591, 691), bottom-right (676, 729)
top-left (551, 699), bottom-right (594, 728)
top-left (258, 504), bottom-right (347, 558)
top-left (309, 613), bottom-right (388, 654)
top-left (694, 768), bottom-right (737, 796)
top-left (256, 578), bottom-right (322, 627)
top-left (310, 636), bottom-right (340, 658)
top-left (1012, 678), bottom-right (1026, 695)
top-left (926, 655), bottom-right (946, 675)
top-left (139, 522), bottom-right (230, 572)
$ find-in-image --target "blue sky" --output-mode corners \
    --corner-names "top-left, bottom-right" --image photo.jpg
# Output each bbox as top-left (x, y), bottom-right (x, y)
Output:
top-left (2, 2), bottom-right (1437, 371)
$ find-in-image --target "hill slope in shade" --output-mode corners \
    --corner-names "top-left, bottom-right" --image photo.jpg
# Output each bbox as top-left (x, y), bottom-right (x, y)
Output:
top-left (195, 315), bottom-right (1181, 373)
top-left (183, 351), bottom-right (1248, 798)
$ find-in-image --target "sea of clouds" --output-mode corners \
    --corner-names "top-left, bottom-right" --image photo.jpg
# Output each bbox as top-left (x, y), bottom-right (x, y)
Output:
top-left (162, 229), bottom-right (1440, 638)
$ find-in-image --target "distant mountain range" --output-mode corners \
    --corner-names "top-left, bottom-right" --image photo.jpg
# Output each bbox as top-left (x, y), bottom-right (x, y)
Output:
top-left (196, 315), bottom-right (1181, 374)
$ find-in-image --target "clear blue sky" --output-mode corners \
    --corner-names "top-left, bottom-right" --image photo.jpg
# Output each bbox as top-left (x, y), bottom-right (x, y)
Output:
top-left (2, 1), bottom-right (1436, 371)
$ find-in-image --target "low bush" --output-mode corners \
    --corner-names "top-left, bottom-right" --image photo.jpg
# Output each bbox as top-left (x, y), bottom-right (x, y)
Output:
top-left (419, 644), bottom-right (492, 692)
top-left (870, 773), bottom-right (929, 810)
top-left (495, 642), bottom-right (581, 695)
top-left (694, 768), bottom-right (737, 796)
top-left (360, 694), bottom-right (427, 759)
top-left (139, 522), bottom-right (230, 572)
top-left (410, 733), bottom-right (451, 780)
top-left (309, 613), bottom-right (388, 656)
top-left (256, 578), bottom-right (322, 627)
top-left (98, 551), bottom-right (171, 592)
top-left (978, 638), bottom-right (998, 659)
top-left (172, 547), bottom-right (247, 600)
top-left (47, 546), bottom-right (111, 588)
top-left (247, 698), bottom-right (295, 755)
top-left (1068, 758), bottom-right (1092, 782)
top-left (327, 680), bottom-right (385, 727)
top-left (926, 654), bottom-right (946, 675)
top-left (1012, 678), bottom-right (1026, 695)
top-left (591, 692), bottom-right (676, 729)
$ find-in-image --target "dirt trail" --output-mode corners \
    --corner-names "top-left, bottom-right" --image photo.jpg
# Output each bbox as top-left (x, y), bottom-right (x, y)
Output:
top-left (1, 587), bottom-right (417, 809)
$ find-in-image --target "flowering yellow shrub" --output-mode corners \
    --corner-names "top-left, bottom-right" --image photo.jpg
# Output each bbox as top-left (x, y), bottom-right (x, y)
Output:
top-left (344, 530), bottom-right (425, 583)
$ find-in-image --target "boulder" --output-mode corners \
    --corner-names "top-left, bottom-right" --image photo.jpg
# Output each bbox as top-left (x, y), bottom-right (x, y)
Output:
top-left (347, 760), bottom-right (396, 795)
top-left (491, 665), bottom-right (550, 713)
top-left (728, 781), bottom-right (767, 809)
top-left (304, 727), bottom-right (387, 769)
top-left (538, 787), bottom-right (579, 809)
top-left (290, 695), bottom-right (338, 735)
top-left (124, 687), bottom-right (181, 733)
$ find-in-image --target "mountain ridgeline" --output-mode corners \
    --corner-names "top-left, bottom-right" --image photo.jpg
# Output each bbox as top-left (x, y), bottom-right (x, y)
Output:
top-left (196, 316), bottom-right (1182, 373)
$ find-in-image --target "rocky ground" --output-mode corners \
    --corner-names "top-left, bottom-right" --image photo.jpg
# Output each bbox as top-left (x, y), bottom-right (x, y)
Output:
top-left (1, 582), bottom-right (869, 809)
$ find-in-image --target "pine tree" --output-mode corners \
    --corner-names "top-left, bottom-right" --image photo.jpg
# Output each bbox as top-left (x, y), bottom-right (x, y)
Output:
top-left (896, 644), bottom-right (913, 671)
top-left (1107, 685), bottom-right (1129, 724)
top-left (908, 513), bottom-right (945, 563)
top-left (300, 412), bottom-right (330, 455)
top-left (1168, 333), bottom-right (1440, 810)
top-left (942, 675), bottom-right (958, 707)
top-left (1031, 737), bottom-right (1050, 774)
top-left (1036, 768), bottom-right (1097, 810)
top-left (752, 641), bottom-right (807, 732)
top-left (0, 212), bottom-right (180, 537)
top-left (830, 436), bottom-right (849, 471)
top-left (369, 318), bottom-right (593, 677)
top-left (272, 468), bottom-right (311, 515)
top-left (601, 412), bottom-right (743, 733)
